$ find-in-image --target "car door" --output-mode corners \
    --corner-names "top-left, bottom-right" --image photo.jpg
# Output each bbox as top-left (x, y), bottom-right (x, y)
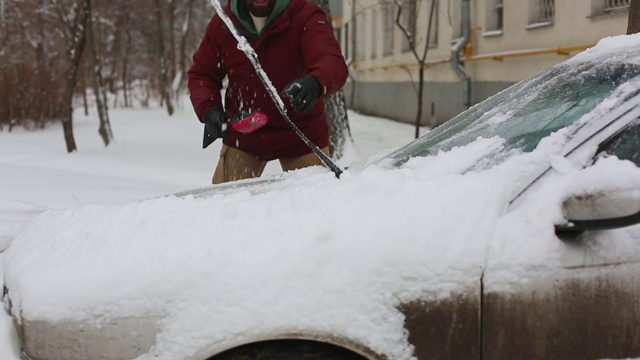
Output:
top-left (384, 52), bottom-right (640, 360)
top-left (481, 116), bottom-right (640, 359)
top-left (400, 282), bottom-right (482, 359)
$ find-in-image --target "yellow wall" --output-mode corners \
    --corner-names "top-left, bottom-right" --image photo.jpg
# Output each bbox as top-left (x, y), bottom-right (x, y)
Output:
top-left (342, 0), bottom-right (629, 84)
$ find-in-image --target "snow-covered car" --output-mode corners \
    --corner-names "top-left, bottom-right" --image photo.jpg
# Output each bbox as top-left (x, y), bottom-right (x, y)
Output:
top-left (4, 33), bottom-right (640, 360)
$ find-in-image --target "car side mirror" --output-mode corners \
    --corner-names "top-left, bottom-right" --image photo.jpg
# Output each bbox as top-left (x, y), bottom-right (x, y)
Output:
top-left (555, 188), bottom-right (640, 234)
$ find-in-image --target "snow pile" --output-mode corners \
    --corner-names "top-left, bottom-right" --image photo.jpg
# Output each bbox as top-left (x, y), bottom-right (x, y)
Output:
top-left (0, 107), bottom-right (416, 360)
top-left (568, 33), bottom-right (640, 64)
top-left (4, 138), bottom-right (510, 359)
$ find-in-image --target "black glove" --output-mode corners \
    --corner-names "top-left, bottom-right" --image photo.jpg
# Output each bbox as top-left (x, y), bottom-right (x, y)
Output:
top-left (282, 75), bottom-right (322, 112)
top-left (202, 107), bottom-right (229, 149)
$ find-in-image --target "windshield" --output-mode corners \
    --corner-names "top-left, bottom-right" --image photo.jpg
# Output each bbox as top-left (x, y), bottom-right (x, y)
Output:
top-left (382, 58), bottom-right (640, 170)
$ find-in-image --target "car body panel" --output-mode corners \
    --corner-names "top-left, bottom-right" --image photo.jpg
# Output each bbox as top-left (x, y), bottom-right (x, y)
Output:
top-left (482, 262), bottom-right (640, 360)
top-left (20, 315), bottom-right (161, 360)
top-left (400, 286), bottom-right (481, 360)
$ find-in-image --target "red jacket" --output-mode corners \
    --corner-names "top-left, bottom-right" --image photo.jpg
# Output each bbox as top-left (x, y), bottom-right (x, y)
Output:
top-left (188, 0), bottom-right (348, 161)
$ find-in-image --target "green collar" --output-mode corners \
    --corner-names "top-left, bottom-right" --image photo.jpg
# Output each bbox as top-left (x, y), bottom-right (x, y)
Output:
top-left (231, 0), bottom-right (290, 37)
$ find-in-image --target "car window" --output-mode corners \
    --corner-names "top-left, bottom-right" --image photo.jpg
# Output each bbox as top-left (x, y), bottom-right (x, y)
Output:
top-left (383, 61), bottom-right (640, 170)
top-left (598, 120), bottom-right (640, 167)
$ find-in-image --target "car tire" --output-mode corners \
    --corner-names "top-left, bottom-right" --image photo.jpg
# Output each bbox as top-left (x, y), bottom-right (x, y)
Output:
top-left (210, 340), bottom-right (367, 360)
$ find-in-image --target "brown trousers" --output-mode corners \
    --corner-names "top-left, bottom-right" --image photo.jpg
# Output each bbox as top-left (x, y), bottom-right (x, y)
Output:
top-left (212, 145), bottom-right (331, 184)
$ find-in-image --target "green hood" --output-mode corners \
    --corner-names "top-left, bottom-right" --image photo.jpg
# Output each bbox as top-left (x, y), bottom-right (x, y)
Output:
top-left (231, 0), bottom-right (290, 37)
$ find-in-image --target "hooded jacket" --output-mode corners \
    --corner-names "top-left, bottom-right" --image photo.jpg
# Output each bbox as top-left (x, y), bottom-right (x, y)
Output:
top-left (188, 0), bottom-right (348, 160)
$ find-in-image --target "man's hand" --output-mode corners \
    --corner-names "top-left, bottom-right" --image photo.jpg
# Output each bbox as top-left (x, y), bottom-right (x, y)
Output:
top-left (202, 107), bottom-right (229, 148)
top-left (282, 75), bottom-right (321, 112)
top-left (204, 107), bottom-right (229, 139)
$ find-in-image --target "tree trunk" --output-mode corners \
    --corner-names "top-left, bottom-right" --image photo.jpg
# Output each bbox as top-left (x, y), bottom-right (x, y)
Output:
top-left (86, 0), bottom-right (113, 146)
top-left (176, 0), bottom-right (195, 102)
top-left (629, 0), bottom-right (640, 34)
top-left (35, 1), bottom-right (48, 128)
top-left (326, 90), bottom-right (349, 158)
top-left (312, 0), bottom-right (351, 159)
top-left (82, 68), bottom-right (89, 116)
top-left (122, 10), bottom-right (133, 108)
top-left (154, 0), bottom-right (175, 115)
top-left (417, 0), bottom-right (437, 138)
top-left (61, 0), bottom-right (90, 153)
top-left (168, 0), bottom-right (177, 86)
top-left (395, 0), bottom-right (437, 139)
top-left (122, 55), bottom-right (129, 107)
top-left (415, 66), bottom-right (425, 139)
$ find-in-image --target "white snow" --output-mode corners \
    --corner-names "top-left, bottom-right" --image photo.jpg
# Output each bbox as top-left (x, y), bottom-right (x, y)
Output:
top-left (0, 102), bottom-right (419, 360)
top-left (3, 33), bottom-right (640, 360)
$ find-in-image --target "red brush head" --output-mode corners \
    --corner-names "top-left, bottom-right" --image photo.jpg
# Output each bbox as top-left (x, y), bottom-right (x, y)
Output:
top-left (229, 112), bottom-right (268, 133)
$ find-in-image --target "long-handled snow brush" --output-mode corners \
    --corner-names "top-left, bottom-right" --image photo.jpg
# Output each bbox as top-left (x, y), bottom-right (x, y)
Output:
top-left (208, 0), bottom-right (343, 179)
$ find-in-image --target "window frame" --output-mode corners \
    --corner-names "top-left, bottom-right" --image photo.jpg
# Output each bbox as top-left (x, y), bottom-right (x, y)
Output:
top-left (526, 0), bottom-right (554, 29)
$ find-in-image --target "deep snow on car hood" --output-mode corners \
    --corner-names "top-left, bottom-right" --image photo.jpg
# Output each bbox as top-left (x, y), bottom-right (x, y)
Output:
top-left (5, 133), bottom-right (640, 360)
top-left (0, 134), bottom-right (572, 360)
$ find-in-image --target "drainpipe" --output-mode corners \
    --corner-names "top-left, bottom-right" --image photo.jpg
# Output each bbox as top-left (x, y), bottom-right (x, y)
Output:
top-left (451, 0), bottom-right (471, 108)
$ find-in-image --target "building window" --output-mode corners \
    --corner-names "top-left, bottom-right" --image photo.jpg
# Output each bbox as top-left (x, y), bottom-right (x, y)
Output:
top-left (400, 0), bottom-right (417, 52)
top-left (343, 22), bottom-right (350, 61)
top-left (371, 8), bottom-right (378, 59)
top-left (591, 0), bottom-right (630, 16)
top-left (527, 0), bottom-right (554, 28)
top-left (487, 0), bottom-right (503, 31)
top-left (359, 12), bottom-right (367, 61)
top-left (450, 0), bottom-right (463, 40)
top-left (426, 0), bottom-right (438, 47)
top-left (483, 0), bottom-right (503, 36)
top-left (537, 0), bottom-right (554, 23)
top-left (381, 0), bottom-right (395, 56)
top-left (606, 0), bottom-right (631, 11)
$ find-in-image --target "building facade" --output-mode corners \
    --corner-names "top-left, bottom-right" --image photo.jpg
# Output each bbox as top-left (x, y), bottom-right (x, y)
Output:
top-left (338, 0), bottom-right (630, 128)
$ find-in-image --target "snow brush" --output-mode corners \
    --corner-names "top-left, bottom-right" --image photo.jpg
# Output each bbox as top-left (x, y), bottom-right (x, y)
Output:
top-left (208, 0), bottom-right (343, 179)
top-left (226, 112), bottom-right (269, 134)
top-left (202, 112), bottom-right (268, 149)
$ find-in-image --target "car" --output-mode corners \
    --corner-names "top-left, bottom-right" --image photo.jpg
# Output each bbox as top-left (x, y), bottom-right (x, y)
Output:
top-left (3, 33), bottom-right (640, 360)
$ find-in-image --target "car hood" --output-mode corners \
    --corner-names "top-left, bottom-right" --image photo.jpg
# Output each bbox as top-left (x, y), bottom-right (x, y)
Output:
top-left (170, 166), bottom-right (320, 198)
top-left (3, 138), bottom-right (521, 360)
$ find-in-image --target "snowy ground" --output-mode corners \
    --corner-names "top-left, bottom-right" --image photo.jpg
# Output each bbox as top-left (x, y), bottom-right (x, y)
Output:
top-left (0, 103), bottom-right (421, 359)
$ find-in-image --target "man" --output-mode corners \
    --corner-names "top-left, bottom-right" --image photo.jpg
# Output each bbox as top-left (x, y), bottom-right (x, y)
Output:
top-left (188, 0), bottom-right (348, 184)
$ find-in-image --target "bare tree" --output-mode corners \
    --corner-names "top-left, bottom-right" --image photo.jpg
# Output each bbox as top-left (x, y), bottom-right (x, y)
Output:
top-left (85, 0), bottom-right (113, 146)
top-left (154, 0), bottom-right (175, 115)
top-left (1, 0), bottom-right (210, 144)
top-left (167, 0), bottom-right (178, 85)
top-left (175, 0), bottom-right (195, 103)
top-left (58, 0), bottom-right (90, 152)
top-left (312, 0), bottom-right (351, 159)
top-left (1, 0), bottom-right (67, 131)
top-left (394, 0), bottom-right (437, 139)
top-left (629, 0), bottom-right (640, 34)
